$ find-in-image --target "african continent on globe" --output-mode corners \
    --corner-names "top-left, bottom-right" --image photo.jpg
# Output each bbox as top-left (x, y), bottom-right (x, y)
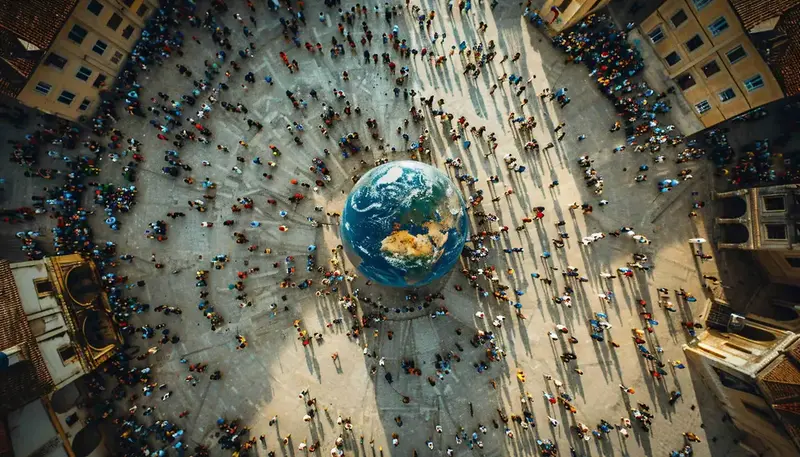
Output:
top-left (340, 161), bottom-right (469, 287)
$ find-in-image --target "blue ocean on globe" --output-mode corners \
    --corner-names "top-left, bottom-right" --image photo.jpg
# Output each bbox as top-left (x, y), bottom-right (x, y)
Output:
top-left (341, 161), bottom-right (469, 287)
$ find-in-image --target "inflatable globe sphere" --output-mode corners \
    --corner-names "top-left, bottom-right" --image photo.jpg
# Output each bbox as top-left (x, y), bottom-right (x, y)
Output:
top-left (340, 161), bottom-right (469, 287)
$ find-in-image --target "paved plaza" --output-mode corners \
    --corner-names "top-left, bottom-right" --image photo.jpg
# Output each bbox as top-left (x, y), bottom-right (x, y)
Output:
top-left (0, 1), bottom-right (755, 456)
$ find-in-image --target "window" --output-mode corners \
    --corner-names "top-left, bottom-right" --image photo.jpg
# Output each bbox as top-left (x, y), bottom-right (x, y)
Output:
top-left (744, 74), bottom-right (765, 91)
top-left (92, 40), bottom-right (107, 55)
top-left (686, 34), bottom-right (704, 52)
top-left (57, 90), bottom-right (76, 105)
top-left (58, 345), bottom-right (76, 364)
top-left (136, 4), bottom-right (149, 17)
top-left (93, 74), bottom-right (107, 88)
top-left (766, 224), bottom-right (787, 240)
top-left (692, 0), bottom-right (713, 10)
top-left (695, 100), bottom-right (711, 114)
top-left (79, 98), bottom-right (92, 111)
top-left (87, 0), bottom-right (103, 15)
top-left (122, 25), bottom-right (135, 39)
top-left (742, 401), bottom-right (778, 423)
top-left (665, 51), bottom-right (681, 66)
top-left (76, 66), bottom-right (93, 81)
top-left (727, 45), bottom-right (747, 64)
top-left (34, 278), bottom-right (54, 297)
top-left (719, 88), bottom-right (736, 102)
top-left (44, 53), bottom-right (68, 69)
top-left (671, 9), bottom-right (688, 28)
top-left (34, 82), bottom-right (52, 95)
top-left (786, 257), bottom-right (800, 268)
top-left (107, 13), bottom-right (122, 31)
top-left (713, 367), bottom-right (759, 395)
top-left (648, 26), bottom-right (665, 44)
top-left (110, 51), bottom-right (124, 64)
top-left (68, 24), bottom-right (88, 44)
top-left (702, 60), bottom-right (721, 77)
top-left (677, 73), bottom-right (696, 90)
top-left (764, 196), bottom-right (786, 211)
top-left (122, 0), bottom-right (134, 5)
top-left (708, 17), bottom-right (729, 36)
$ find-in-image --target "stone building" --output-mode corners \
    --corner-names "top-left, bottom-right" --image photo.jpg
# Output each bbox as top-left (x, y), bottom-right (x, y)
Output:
top-left (538, 0), bottom-right (612, 32)
top-left (715, 183), bottom-right (800, 284)
top-left (684, 301), bottom-right (800, 456)
top-left (0, 255), bottom-right (122, 457)
top-left (0, 0), bottom-right (157, 121)
top-left (638, 0), bottom-right (800, 128)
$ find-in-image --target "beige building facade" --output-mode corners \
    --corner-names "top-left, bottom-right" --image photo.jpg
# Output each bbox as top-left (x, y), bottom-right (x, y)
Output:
top-left (684, 302), bottom-right (800, 456)
top-left (540, 0), bottom-right (612, 33)
top-left (0, 0), bottom-right (156, 121)
top-left (0, 256), bottom-right (122, 457)
top-left (640, 0), bottom-right (786, 128)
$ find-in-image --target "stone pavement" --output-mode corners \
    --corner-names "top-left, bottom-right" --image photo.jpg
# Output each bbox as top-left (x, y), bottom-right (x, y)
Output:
top-left (0, 1), bottom-right (754, 457)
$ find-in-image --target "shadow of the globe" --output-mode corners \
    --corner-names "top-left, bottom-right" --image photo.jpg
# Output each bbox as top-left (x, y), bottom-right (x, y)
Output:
top-left (332, 259), bottom-right (537, 457)
top-left (361, 288), bottom-right (522, 457)
top-left (356, 268), bottom-right (459, 321)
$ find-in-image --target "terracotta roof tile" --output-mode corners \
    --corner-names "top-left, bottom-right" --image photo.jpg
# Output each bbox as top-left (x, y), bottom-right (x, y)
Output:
top-left (773, 404), bottom-right (800, 451)
top-left (0, 0), bottom-right (78, 98)
top-left (729, 0), bottom-right (800, 31)
top-left (0, 260), bottom-right (54, 413)
top-left (0, 0), bottom-right (79, 49)
top-left (774, 6), bottom-right (800, 96)
top-left (773, 401), bottom-right (800, 416)
top-left (760, 355), bottom-right (800, 403)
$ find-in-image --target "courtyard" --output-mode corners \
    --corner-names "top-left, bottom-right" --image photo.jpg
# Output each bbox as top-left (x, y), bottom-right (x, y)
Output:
top-left (0, 1), bottom-right (753, 457)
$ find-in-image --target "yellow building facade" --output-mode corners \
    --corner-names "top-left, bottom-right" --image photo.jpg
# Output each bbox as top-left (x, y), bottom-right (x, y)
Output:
top-left (0, 0), bottom-right (156, 121)
top-left (640, 0), bottom-right (785, 128)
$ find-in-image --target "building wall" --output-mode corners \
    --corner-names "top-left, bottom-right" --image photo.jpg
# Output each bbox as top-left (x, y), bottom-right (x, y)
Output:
top-left (755, 251), bottom-right (800, 285)
top-left (640, 0), bottom-right (784, 128)
top-left (7, 400), bottom-right (69, 457)
top-left (10, 260), bottom-right (87, 391)
top-left (684, 330), bottom-right (800, 457)
top-left (541, 0), bottom-right (612, 32)
top-left (15, 0), bottom-right (157, 121)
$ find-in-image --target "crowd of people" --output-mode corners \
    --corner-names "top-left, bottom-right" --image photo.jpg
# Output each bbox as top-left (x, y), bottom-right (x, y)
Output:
top-left (0, 1), bottom-right (732, 457)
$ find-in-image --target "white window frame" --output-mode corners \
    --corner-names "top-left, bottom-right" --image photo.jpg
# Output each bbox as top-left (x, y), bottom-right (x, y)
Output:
top-left (708, 16), bottom-right (729, 37)
top-left (57, 90), bottom-right (76, 105)
top-left (67, 24), bottom-right (87, 44)
top-left (92, 40), bottom-right (108, 55)
top-left (76, 66), bottom-right (93, 81)
top-left (719, 88), bottom-right (737, 102)
top-left (692, 0), bottom-right (713, 10)
top-left (34, 82), bottom-right (52, 95)
top-left (744, 74), bottom-right (764, 92)
top-left (648, 26), bottom-right (665, 44)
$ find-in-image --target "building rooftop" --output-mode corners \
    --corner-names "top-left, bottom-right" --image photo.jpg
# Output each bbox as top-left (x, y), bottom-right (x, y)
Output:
top-left (0, 0), bottom-right (79, 97)
top-left (772, 5), bottom-right (800, 96)
top-left (729, 0), bottom-right (800, 31)
top-left (729, 1), bottom-right (800, 97)
top-left (0, 259), bottom-right (54, 413)
top-left (758, 338), bottom-right (800, 452)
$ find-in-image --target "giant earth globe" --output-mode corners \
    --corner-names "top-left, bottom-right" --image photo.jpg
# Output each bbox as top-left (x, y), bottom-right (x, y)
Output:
top-left (340, 161), bottom-right (469, 287)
